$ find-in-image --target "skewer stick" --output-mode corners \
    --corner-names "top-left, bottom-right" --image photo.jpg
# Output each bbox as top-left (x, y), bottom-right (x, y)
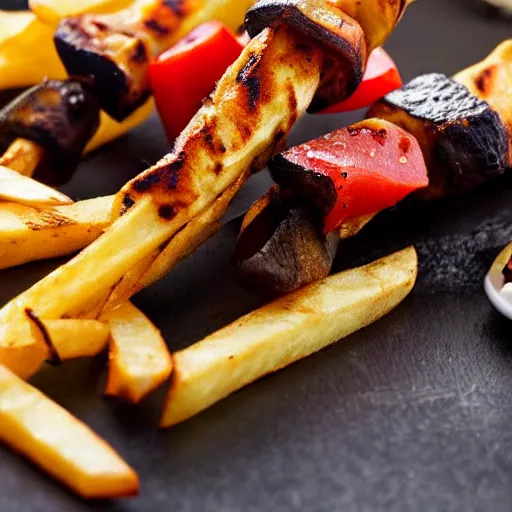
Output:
top-left (0, 138), bottom-right (43, 177)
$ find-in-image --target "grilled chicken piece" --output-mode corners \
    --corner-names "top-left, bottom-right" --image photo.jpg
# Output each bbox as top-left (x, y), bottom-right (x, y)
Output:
top-left (0, 80), bottom-right (100, 183)
top-left (368, 73), bottom-right (509, 199)
top-left (232, 187), bottom-right (339, 298)
top-left (55, 0), bottom-right (254, 120)
top-left (454, 39), bottom-right (512, 167)
top-left (244, 0), bottom-right (368, 112)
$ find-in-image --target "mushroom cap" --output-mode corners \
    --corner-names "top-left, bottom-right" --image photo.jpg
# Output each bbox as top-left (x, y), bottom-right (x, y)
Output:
top-left (245, 0), bottom-right (368, 111)
top-left (0, 80), bottom-right (100, 183)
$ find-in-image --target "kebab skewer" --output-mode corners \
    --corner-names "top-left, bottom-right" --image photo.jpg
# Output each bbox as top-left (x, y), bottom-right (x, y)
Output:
top-left (233, 39), bottom-right (512, 297)
top-left (0, 0), bottom-right (411, 378)
top-left (54, 0), bottom-right (255, 120)
top-left (0, 0), bottom-right (251, 192)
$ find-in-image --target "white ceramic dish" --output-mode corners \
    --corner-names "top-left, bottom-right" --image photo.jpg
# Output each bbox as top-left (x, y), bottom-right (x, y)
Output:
top-left (484, 242), bottom-right (512, 319)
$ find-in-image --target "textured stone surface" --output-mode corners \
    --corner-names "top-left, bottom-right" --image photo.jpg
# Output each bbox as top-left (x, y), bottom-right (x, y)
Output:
top-left (1, 0), bottom-right (512, 510)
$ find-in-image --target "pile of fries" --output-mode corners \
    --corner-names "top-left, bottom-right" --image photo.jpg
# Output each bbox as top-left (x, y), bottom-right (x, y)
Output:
top-left (0, 0), bottom-right (420, 500)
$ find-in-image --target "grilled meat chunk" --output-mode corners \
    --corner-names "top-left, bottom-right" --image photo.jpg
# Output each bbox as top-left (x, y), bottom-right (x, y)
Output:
top-left (54, 0), bottom-right (255, 121)
top-left (368, 73), bottom-right (509, 199)
top-left (245, 0), bottom-right (368, 111)
top-left (232, 187), bottom-right (339, 298)
top-left (0, 80), bottom-right (100, 182)
top-left (54, 16), bottom-right (152, 121)
top-left (454, 39), bottom-right (512, 167)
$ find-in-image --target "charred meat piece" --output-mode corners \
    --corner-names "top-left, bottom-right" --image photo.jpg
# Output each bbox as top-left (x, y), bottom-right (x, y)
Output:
top-left (269, 118), bottom-right (429, 233)
top-left (54, 0), bottom-right (195, 121)
top-left (368, 73), bottom-right (509, 199)
top-left (232, 187), bottom-right (339, 298)
top-left (244, 0), bottom-right (368, 111)
top-left (0, 80), bottom-right (100, 183)
top-left (54, 17), bottom-right (151, 121)
top-left (454, 39), bottom-right (512, 167)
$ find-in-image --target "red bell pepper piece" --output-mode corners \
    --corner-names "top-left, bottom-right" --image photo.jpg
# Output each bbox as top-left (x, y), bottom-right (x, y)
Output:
top-left (150, 21), bottom-right (245, 142)
top-left (269, 119), bottom-right (429, 233)
top-left (319, 47), bottom-right (402, 114)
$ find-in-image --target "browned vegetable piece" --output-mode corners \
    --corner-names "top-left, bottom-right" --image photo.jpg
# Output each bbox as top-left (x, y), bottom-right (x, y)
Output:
top-left (454, 39), bottom-right (512, 167)
top-left (232, 187), bottom-right (339, 298)
top-left (54, 0), bottom-right (254, 121)
top-left (0, 80), bottom-right (100, 183)
top-left (54, 17), bottom-right (151, 122)
top-left (244, 0), bottom-right (368, 111)
top-left (368, 73), bottom-right (509, 199)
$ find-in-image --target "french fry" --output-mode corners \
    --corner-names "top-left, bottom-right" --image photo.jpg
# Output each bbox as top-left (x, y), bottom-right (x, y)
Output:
top-left (0, 308), bottom-right (48, 380)
top-left (0, 166), bottom-right (72, 207)
top-left (0, 195), bottom-right (113, 270)
top-left (160, 247), bottom-right (418, 427)
top-left (31, 318), bottom-right (110, 361)
top-left (101, 302), bottom-right (172, 403)
top-left (0, 364), bottom-right (139, 498)
top-left (339, 213), bottom-right (376, 240)
top-left (106, 169), bottom-right (250, 308)
top-left (29, 0), bottom-right (136, 25)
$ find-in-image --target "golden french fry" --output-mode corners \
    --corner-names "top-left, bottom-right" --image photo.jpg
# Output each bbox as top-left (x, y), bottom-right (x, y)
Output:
top-left (0, 11), bottom-right (66, 90)
top-left (339, 213), bottom-right (376, 240)
top-left (0, 200), bottom-right (165, 377)
top-left (0, 364), bottom-right (139, 498)
top-left (0, 166), bottom-right (72, 207)
top-left (101, 302), bottom-right (172, 403)
top-left (0, 307), bottom-right (48, 380)
top-left (106, 169), bottom-right (249, 309)
top-left (0, 195), bottom-right (113, 270)
top-left (29, 0), bottom-right (136, 25)
top-left (161, 247), bottom-right (418, 427)
top-left (37, 319), bottom-right (110, 360)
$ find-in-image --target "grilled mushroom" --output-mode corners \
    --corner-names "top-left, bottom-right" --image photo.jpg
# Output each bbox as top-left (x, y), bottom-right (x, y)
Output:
top-left (368, 73), bottom-right (509, 199)
top-left (0, 80), bottom-right (100, 183)
top-left (244, 0), bottom-right (368, 111)
top-left (232, 187), bottom-right (339, 298)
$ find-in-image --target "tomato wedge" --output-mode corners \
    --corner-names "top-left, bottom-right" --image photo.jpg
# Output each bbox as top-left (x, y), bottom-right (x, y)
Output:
top-left (150, 22), bottom-right (245, 142)
top-left (319, 47), bottom-right (402, 114)
top-left (269, 119), bottom-right (429, 233)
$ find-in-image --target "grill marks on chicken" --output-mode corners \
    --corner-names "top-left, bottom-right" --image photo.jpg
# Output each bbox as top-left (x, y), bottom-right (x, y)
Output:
top-left (244, 0), bottom-right (368, 112)
top-left (368, 73), bottom-right (509, 199)
top-left (117, 25), bottom-right (323, 227)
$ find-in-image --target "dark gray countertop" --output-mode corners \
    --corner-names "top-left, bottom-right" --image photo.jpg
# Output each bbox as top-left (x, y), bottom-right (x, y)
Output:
top-left (1, 1), bottom-right (512, 510)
